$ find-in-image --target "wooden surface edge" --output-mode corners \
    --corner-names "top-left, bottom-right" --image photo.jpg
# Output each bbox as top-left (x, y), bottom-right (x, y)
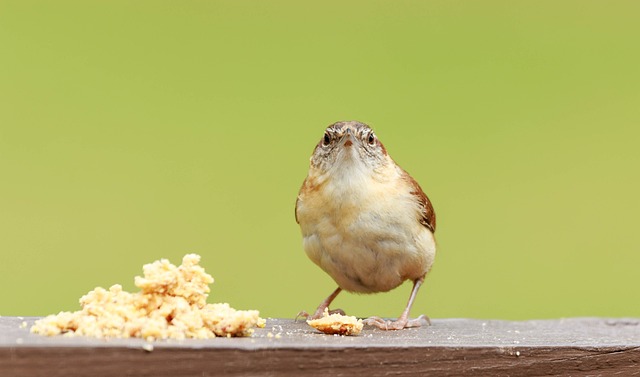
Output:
top-left (2, 344), bottom-right (640, 377)
top-left (3, 317), bottom-right (640, 376)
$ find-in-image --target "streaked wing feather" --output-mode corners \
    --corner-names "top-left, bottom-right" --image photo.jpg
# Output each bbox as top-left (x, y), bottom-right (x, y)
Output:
top-left (404, 171), bottom-right (436, 233)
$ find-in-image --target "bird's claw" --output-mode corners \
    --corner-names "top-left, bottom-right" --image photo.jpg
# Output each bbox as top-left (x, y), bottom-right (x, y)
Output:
top-left (295, 311), bottom-right (311, 322)
top-left (324, 308), bottom-right (346, 317)
top-left (363, 314), bottom-right (431, 330)
top-left (296, 308), bottom-right (347, 322)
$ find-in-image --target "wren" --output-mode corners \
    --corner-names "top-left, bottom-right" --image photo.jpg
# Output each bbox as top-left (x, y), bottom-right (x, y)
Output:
top-left (295, 121), bottom-right (437, 330)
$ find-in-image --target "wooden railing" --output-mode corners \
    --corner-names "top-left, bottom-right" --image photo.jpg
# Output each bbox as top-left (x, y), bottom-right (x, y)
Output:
top-left (1, 317), bottom-right (639, 376)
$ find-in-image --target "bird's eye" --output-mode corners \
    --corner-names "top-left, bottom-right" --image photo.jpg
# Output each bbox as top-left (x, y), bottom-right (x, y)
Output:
top-left (367, 132), bottom-right (376, 145)
top-left (323, 132), bottom-right (331, 146)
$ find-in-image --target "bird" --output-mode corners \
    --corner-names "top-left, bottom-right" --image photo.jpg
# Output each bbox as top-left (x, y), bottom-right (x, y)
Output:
top-left (295, 120), bottom-right (437, 330)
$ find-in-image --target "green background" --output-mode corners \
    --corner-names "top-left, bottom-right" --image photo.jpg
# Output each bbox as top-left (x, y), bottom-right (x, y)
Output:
top-left (1, 1), bottom-right (638, 320)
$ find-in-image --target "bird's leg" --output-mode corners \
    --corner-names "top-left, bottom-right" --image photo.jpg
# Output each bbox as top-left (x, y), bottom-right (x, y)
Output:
top-left (296, 287), bottom-right (344, 321)
top-left (364, 275), bottom-right (430, 330)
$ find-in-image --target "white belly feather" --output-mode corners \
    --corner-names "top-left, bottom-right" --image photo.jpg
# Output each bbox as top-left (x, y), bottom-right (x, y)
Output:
top-left (297, 162), bottom-right (436, 293)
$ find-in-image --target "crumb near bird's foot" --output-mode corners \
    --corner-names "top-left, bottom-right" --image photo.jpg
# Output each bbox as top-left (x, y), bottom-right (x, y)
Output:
top-left (307, 308), bottom-right (363, 336)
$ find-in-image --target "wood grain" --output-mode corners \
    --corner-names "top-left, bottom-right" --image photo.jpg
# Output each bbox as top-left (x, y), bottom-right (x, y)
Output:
top-left (2, 317), bottom-right (639, 376)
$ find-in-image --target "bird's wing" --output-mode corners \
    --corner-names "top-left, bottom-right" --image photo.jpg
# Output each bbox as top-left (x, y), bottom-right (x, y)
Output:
top-left (294, 177), bottom-right (309, 224)
top-left (405, 172), bottom-right (436, 233)
top-left (294, 196), bottom-right (300, 224)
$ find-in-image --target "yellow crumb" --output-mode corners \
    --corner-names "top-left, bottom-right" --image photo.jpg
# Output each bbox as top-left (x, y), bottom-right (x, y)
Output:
top-left (31, 254), bottom-right (263, 340)
top-left (307, 308), bottom-right (363, 336)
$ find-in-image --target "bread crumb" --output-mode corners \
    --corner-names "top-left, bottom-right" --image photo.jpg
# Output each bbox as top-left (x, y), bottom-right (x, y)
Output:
top-left (31, 254), bottom-right (264, 340)
top-left (307, 309), bottom-right (363, 336)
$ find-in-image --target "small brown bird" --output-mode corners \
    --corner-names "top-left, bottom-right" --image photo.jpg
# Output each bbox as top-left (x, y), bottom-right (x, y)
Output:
top-left (295, 121), bottom-right (436, 330)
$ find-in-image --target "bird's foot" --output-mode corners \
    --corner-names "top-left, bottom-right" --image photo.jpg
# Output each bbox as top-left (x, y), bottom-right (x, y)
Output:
top-left (363, 314), bottom-right (431, 330)
top-left (296, 308), bottom-right (346, 322)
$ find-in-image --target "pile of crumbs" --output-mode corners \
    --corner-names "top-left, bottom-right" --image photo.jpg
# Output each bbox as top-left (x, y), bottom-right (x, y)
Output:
top-left (31, 254), bottom-right (265, 340)
top-left (307, 309), bottom-right (363, 336)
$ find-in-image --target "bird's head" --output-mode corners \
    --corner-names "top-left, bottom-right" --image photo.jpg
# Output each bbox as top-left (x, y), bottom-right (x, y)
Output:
top-left (309, 121), bottom-right (390, 177)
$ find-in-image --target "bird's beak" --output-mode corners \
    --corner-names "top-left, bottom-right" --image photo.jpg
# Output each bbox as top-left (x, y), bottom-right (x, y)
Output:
top-left (341, 127), bottom-right (356, 147)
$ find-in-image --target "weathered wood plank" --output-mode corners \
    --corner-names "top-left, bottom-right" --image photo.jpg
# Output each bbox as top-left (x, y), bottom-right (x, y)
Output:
top-left (1, 317), bottom-right (639, 376)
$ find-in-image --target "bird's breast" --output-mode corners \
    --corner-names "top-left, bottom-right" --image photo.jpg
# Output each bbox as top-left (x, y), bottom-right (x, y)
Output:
top-left (297, 171), bottom-right (436, 293)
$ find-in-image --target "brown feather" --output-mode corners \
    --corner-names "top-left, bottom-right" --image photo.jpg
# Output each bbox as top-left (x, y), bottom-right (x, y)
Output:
top-left (402, 170), bottom-right (436, 233)
top-left (295, 176), bottom-right (318, 224)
